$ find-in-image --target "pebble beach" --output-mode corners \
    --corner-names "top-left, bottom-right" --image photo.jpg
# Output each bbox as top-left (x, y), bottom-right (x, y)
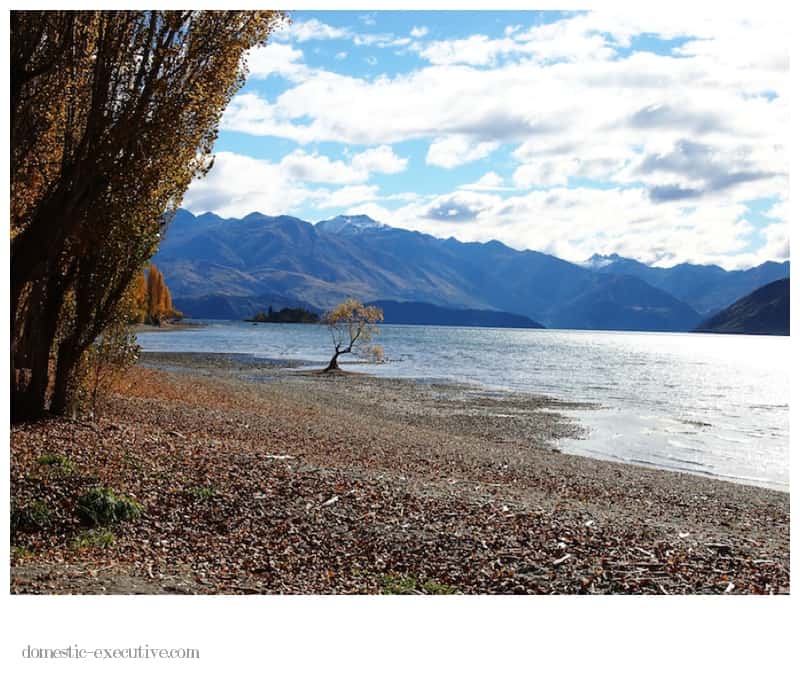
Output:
top-left (10, 352), bottom-right (790, 594)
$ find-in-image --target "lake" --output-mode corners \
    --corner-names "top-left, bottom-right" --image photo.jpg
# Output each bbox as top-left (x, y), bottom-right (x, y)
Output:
top-left (136, 321), bottom-right (790, 491)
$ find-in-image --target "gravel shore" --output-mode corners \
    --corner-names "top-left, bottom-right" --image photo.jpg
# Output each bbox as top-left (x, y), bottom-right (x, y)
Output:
top-left (11, 352), bottom-right (789, 594)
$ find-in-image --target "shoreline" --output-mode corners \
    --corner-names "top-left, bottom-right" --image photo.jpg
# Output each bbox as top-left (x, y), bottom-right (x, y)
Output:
top-left (11, 351), bottom-right (789, 594)
top-left (140, 351), bottom-right (788, 493)
top-left (131, 321), bottom-right (206, 334)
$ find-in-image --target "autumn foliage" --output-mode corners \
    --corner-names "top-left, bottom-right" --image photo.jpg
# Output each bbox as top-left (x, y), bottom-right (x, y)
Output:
top-left (130, 265), bottom-right (181, 326)
top-left (322, 299), bottom-right (384, 372)
top-left (10, 10), bottom-right (286, 419)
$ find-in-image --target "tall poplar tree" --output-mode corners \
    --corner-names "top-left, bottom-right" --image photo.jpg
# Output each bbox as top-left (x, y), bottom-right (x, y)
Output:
top-left (11, 11), bottom-right (286, 418)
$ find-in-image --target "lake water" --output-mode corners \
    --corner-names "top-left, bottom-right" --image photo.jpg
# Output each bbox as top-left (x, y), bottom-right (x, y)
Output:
top-left (137, 321), bottom-right (790, 491)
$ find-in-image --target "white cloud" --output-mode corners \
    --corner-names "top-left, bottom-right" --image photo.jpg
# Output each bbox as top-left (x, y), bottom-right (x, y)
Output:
top-left (247, 43), bottom-right (308, 80)
top-left (279, 146), bottom-right (407, 184)
top-left (460, 172), bottom-right (509, 192)
top-left (352, 145), bottom-right (408, 175)
top-left (410, 26), bottom-right (429, 38)
top-left (513, 160), bottom-right (577, 188)
top-left (417, 35), bottom-right (519, 66)
top-left (183, 146), bottom-right (407, 217)
top-left (212, 10), bottom-right (790, 267)
top-left (182, 151), bottom-right (312, 217)
top-left (426, 135), bottom-right (500, 169)
top-left (279, 149), bottom-right (365, 184)
top-left (277, 18), bottom-right (349, 43)
top-left (316, 185), bottom-right (379, 208)
top-left (183, 150), bottom-right (394, 217)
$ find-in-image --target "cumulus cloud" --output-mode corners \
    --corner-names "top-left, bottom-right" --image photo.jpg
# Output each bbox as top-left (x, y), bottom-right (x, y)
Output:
top-left (280, 146), bottom-right (407, 184)
top-left (410, 26), bottom-right (428, 38)
top-left (628, 103), bottom-right (725, 136)
top-left (182, 151), bottom-right (312, 217)
top-left (417, 35), bottom-right (519, 66)
top-left (460, 172), bottom-right (510, 191)
top-left (425, 195), bottom-right (487, 223)
top-left (426, 135), bottom-right (500, 169)
top-left (513, 159), bottom-right (577, 188)
top-left (352, 145), bottom-right (408, 175)
top-left (412, 13), bottom-right (622, 67)
top-left (182, 147), bottom-right (406, 217)
top-left (200, 9), bottom-right (790, 267)
top-left (279, 149), bottom-right (364, 184)
top-left (247, 43), bottom-right (308, 80)
top-left (630, 139), bottom-right (784, 202)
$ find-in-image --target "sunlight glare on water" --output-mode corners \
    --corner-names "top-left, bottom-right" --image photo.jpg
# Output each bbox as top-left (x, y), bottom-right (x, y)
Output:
top-left (137, 321), bottom-right (790, 490)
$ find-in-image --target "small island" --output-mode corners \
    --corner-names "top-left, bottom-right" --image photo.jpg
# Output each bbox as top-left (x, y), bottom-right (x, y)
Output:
top-left (245, 306), bottom-right (320, 323)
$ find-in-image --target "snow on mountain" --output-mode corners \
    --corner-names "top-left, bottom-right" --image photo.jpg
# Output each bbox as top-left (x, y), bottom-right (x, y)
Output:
top-left (314, 214), bottom-right (390, 235)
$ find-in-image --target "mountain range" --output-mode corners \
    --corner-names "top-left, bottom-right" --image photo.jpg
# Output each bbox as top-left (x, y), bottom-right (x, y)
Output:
top-left (694, 278), bottom-right (790, 335)
top-left (156, 210), bottom-right (789, 332)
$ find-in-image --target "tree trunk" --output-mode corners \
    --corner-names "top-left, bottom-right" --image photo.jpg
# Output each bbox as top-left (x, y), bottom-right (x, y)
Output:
top-left (50, 334), bottom-right (83, 416)
top-left (12, 313), bottom-right (55, 421)
top-left (324, 350), bottom-right (342, 372)
top-left (11, 272), bottom-right (68, 421)
top-left (12, 337), bottom-right (51, 421)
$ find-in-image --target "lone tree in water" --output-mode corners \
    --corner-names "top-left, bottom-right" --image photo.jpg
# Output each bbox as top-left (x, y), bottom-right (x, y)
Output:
top-left (322, 299), bottom-right (384, 372)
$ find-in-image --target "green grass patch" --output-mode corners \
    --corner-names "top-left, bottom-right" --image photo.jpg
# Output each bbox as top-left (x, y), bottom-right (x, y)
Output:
top-left (76, 486), bottom-right (143, 526)
top-left (380, 573), bottom-right (458, 595)
top-left (420, 579), bottom-right (458, 595)
top-left (72, 528), bottom-right (116, 550)
top-left (189, 485), bottom-right (216, 500)
top-left (37, 453), bottom-right (75, 472)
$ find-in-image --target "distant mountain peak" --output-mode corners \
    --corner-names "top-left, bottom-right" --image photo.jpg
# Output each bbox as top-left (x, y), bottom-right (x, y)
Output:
top-left (242, 211), bottom-right (270, 222)
top-left (314, 214), bottom-right (390, 235)
top-left (196, 210), bottom-right (223, 221)
top-left (580, 253), bottom-right (624, 269)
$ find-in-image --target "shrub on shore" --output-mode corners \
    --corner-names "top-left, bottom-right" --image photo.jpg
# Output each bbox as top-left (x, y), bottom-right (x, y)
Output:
top-left (76, 486), bottom-right (143, 527)
top-left (11, 499), bottom-right (54, 534)
top-left (37, 453), bottom-right (75, 472)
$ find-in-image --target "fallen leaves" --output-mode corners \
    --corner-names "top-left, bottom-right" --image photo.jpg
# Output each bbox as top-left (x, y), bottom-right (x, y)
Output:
top-left (9, 359), bottom-right (791, 596)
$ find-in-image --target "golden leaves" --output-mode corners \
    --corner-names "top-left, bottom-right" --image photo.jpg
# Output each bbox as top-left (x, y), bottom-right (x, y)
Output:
top-left (12, 10), bottom-right (286, 416)
top-left (322, 299), bottom-right (384, 363)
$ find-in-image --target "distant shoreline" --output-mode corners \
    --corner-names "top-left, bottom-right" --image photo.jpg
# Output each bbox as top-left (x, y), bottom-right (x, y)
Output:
top-left (131, 321), bottom-right (206, 334)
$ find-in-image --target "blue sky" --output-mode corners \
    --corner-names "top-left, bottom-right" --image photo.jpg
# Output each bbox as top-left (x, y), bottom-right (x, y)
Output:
top-left (182, 9), bottom-right (789, 269)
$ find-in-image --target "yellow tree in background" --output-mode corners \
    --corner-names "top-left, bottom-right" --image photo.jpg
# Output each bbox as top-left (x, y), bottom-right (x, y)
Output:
top-left (145, 265), bottom-right (180, 326)
top-left (131, 272), bottom-right (148, 324)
